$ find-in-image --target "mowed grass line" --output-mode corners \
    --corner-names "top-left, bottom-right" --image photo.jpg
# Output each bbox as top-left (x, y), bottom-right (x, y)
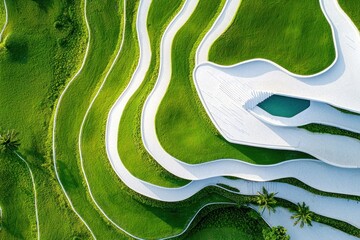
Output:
top-left (209, 0), bottom-right (335, 75)
top-left (0, 0), bottom-right (89, 238)
top-left (54, 0), bottom-right (128, 238)
top-left (155, 0), bottom-right (312, 165)
top-left (117, 0), bottom-right (188, 187)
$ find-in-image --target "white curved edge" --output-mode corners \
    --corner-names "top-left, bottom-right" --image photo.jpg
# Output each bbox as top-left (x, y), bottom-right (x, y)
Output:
top-left (78, 1), bottom-right (152, 239)
top-left (14, 152), bottom-right (40, 240)
top-left (51, 0), bottom-right (96, 238)
top-left (195, 0), bottom-right (241, 65)
top-left (0, 0), bottom-right (8, 42)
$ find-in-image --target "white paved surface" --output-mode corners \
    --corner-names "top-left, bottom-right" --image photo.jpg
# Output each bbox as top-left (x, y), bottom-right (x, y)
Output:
top-left (194, 0), bottom-right (360, 167)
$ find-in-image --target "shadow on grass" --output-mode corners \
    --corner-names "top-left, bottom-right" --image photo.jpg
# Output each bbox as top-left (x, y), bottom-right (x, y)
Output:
top-left (5, 34), bottom-right (29, 63)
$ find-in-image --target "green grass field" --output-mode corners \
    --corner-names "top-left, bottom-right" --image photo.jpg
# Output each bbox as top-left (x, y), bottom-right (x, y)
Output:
top-left (185, 206), bottom-right (268, 240)
top-left (0, 0), bottom-right (88, 238)
top-left (155, 0), bottom-right (312, 165)
top-left (209, 0), bottom-right (335, 75)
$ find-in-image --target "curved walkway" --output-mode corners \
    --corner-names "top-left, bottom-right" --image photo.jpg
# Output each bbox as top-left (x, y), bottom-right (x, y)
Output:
top-left (14, 152), bottom-right (40, 240)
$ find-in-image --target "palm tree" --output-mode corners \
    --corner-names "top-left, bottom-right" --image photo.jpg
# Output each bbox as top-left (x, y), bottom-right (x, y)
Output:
top-left (256, 187), bottom-right (278, 214)
top-left (0, 129), bottom-right (20, 152)
top-left (291, 202), bottom-right (313, 228)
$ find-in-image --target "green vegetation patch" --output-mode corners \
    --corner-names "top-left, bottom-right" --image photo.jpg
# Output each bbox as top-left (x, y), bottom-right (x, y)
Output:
top-left (184, 206), bottom-right (268, 240)
top-left (0, 0), bottom-right (89, 238)
top-left (209, 0), bottom-right (335, 75)
top-left (301, 123), bottom-right (360, 141)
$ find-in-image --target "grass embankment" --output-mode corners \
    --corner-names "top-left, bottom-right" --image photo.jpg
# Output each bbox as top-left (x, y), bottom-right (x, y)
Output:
top-left (155, 0), bottom-right (311, 165)
top-left (116, 0), bottom-right (188, 187)
top-left (54, 0), bottom-right (132, 238)
top-left (0, 0), bottom-right (88, 238)
top-left (184, 206), bottom-right (267, 240)
top-left (209, 0), bottom-right (335, 75)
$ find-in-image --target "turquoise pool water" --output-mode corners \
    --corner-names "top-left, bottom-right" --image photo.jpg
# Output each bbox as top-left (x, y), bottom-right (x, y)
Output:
top-left (258, 95), bottom-right (310, 118)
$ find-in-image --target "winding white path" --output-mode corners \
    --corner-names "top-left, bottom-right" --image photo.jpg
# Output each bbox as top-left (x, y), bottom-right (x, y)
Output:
top-left (0, 0), bottom-right (8, 42)
top-left (14, 152), bottom-right (40, 240)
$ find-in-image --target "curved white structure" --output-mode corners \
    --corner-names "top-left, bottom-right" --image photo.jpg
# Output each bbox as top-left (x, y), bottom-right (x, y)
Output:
top-left (194, 0), bottom-right (360, 167)
top-left (102, 0), bottom-right (360, 238)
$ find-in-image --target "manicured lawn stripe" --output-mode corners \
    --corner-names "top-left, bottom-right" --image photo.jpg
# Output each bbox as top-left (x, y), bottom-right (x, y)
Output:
top-left (209, 0), bottom-right (335, 75)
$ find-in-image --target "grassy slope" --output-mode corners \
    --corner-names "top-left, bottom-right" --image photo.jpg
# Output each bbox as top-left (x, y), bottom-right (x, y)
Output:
top-left (54, 0), bottom-right (129, 238)
top-left (185, 207), bottom-right (268, 240)
top-left (209, 0), bottom-right (335, 75)
top-left (79, 1), bottom-right (235, 238)
top-left (0, 0), bottom-right (88, 238)
top-left (117, 0), bottom-right (188, 187)
top-left (155, 0), bottom-right (311, 165)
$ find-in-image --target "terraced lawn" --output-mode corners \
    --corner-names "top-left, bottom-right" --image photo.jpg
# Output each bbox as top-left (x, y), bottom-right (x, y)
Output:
top-left (117, 0), bottom-right (188, 187)
top-left (156, 0), bottom-right (312, 165)
top-left (53, 0), bottom-right (128, 238)
top-left (209, 0), bottom-right (335, 75)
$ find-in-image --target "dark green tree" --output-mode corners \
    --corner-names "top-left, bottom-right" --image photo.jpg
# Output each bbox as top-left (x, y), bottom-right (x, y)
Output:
top-left (0, 130), bottom-right (21, 152)
top-left (291, 202), bottom-right (313, 228)
top-left (262, 226), bottom-right (290, 240)
top-left (256, 187), bottom-right (278, 214)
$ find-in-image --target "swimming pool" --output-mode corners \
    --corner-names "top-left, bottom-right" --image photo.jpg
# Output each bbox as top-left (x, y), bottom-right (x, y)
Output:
top-left (258, 94), bottom-right (310, 118)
